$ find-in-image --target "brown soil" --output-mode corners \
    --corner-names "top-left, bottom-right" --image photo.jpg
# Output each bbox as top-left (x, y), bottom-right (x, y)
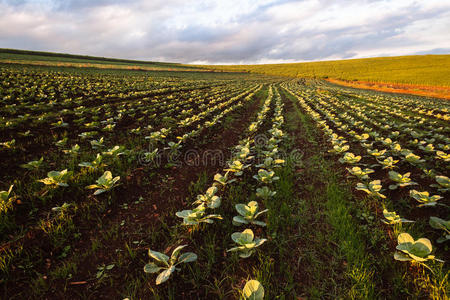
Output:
top-left (1, 87), bottom-right (266, 299)
top-left (326, 78), bottom-right (450, 100)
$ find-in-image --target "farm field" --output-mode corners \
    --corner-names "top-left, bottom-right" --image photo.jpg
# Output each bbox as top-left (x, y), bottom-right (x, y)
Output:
top-left (0, 61), bottom-right (449, 299)
top-left (203, 55), bottom-right (450, 100)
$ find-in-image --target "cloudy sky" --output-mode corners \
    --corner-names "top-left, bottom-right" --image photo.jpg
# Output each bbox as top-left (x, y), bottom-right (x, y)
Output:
top-left (1, 0), bottom-right (449, 64)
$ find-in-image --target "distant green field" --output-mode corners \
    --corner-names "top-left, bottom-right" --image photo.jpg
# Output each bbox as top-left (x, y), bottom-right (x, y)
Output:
top-left (2, 49), bottom-right (449, 87)
top-left (0, 48), bottom-right (201, 71)
top-left (202, 55), bottom-right (450, 86)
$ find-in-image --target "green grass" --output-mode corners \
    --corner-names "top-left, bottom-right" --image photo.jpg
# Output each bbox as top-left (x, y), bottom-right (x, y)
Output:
top-left (202, 55), bottom-right (450, 86)
top-left (0, 48), bottom-right (202, 71)
top-left (4, 48), bottom-right (450, 86)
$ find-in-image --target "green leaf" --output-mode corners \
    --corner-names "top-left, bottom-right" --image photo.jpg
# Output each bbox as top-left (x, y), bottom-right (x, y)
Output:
top-left (243, 280), bottom-right (264, 300)
top-left (398, 233), bottom-right (414, 244)
top-left (156, 266), bottom-right (175, 285)
top-left (394, 251), bottom-right (412, 261)
top-left (144, 262), bottom-right (162, 274)
top-left (170, 245), bottom-right (187, 261)
top-left (236, 204), bottom-right (249, 216)
top-left (148, 249), bottom-right (169, 265)
top-left (177, 252), bottom-right (197, 264)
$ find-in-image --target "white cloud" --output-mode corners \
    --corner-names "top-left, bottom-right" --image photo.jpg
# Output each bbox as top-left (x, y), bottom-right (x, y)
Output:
top-left (0, 0), bottom-right (449, 63)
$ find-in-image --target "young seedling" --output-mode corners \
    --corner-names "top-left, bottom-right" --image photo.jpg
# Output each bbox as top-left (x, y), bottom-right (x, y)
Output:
top-left (356, 180), bottom-right (386, 199)
top-left (165, 141), bottom-right (182, 152)
top-left (96, 264), bottom-right (115, 280)
top-left (382, 208), bottom-right (414, 225)
top-left (20, 157), bottom-right (44, 171)
top-left (429, 217), bottom-right (450, 243)
top-left (144, 245), bottom-right (197, 285)
top-left (79, 153), bottom-right (106, 170)
top-left (86, 171), bottom-right (120, 195)
top-left (367, 148), bottom-right (386, 158)
top-left (51, 202), bottom-right (72, 216)
top-left (394, 233), bottom-right (443, 263)
top-left (255, 186), bottom-right (276, 200)
top-left (432, 175), bottom-right (449, 193)
top-left (227, 229), bottom-right (266, 258)
top-left (233, 201), bottom-right (268, 227)
top-left (435, 151), bottom-right (450, 162)
top-left (378, 157), bottom-right (399, 169)
top-left (0, 185), bottom-right (15, 214)
top-left (62, 144), bottom-right (80, 156)
top-left (38, 170), bottom-right (72, 188)
top-left (0, 139), bottom-right (15, 149)
top-left (339, 152), bottom-right (361, 164)
top-left (346, 167), bottom-right (374, 180)
top-left (225, 160), bottom-right (249, 176)
top-left (54, 138), bottom-right (68, 148)
top-left (253, 169), bottom-right (279, 184)
top-left (409, 190), bottom-right (443, 207)
top-left (328, 144), bottom-right (349, 154)
top-left (404, 153), bottom-right (425, 165)
top-left (78, 131), bottom-right (98, 139)
top-left (214, 172), bottom-right (236, 186)
top-left (176, 204), bottom-right (222, 225)
top-left (388, 171), bottom-right (417, 190)
top-left (90, 137), bottom-right (105, 149)
top-left (103, 145), bottom-right (126, 157)
top-left (255, 157), bottom-right (285, 170)
top-left (194, 186), bottom-right (221, 209)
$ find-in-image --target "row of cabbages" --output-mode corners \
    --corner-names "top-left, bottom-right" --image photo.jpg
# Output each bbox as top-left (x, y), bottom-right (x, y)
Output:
top-left (283, 82), bottom-right (446, 270)
top-left (143, 86), bottom-right (286, 299)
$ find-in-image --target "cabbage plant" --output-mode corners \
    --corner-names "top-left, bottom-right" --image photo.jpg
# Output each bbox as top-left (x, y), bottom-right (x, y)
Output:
top-left (409, 190), bottom-right (443, 207)
top-left (256, 186), bottom-right (276, 200)
top-left (79, 154), bottom-right (106, 170)
top-left (214, 172), bottom-right (236, 186)
top-left (394, 233), bottom-right (442, 263)
top-left (233, 201), bottom-right (268, 227)
top-left (432, 175), bottom-right (449, 193)
top-left (339, 152), bottom-right (361, 164)
top-left (227, 229), bottom-right (266, 258)
top-left (63, 144), bottom-right (80, 156)
top-left (253, 169), bottom-right (279, 184)
top-left (86, 171), bottom-right (120, 195)
top-left (144, 245), bottom-right (197, 285)
top-left (356, 180), bottom-right (386, 199)
top-left (404, 153), bottom-right (425, 165)
top-left (21, 157), bottom-right (44, 170)
top-left (255, 157), bottom-right (285, 170)
top-left (378, 157), bottom-right (398, 169)
top-left (194, 186), bottom-right (221, 209)
top-left (388, 171), bottom-right (417, 190)
top-left (435, 151), bottom-right (450, 162)
top-left (346, 167), bottom-right (374, 180)
top-left (103, 145), bottom-right (126, 157)
top-left (39, 170), bottom-right (71, 188)
top-left (176, 204), bottom-right (222, 225)
top-left (0, 139), bottom-right (15, 149)
top-left (90, 137), bottom-right (105, 149)
top-left (367, 148), bottom-right (386, 158)
top-left (328, 144), bottom-right (349, 154)
top-left (429, 217), bottom-right (450, 243)
top-left (0, 185), bottom-right (14, 214)
top-left (225, 160), bottom-right (249, 176)
top-left (382, 208), bottom-right (413, 225)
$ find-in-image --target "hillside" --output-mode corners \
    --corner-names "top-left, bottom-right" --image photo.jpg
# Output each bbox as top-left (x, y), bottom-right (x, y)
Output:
top-left (202, 55), bottom-right (450, 87)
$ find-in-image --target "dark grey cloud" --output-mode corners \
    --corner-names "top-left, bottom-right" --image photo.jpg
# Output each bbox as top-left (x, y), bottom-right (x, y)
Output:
top-left (0, 0), bottom-right (449, 64)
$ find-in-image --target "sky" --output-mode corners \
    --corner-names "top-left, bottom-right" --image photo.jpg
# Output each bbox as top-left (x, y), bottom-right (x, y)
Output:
top-left (0, 0), bottom-right (449, 64)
